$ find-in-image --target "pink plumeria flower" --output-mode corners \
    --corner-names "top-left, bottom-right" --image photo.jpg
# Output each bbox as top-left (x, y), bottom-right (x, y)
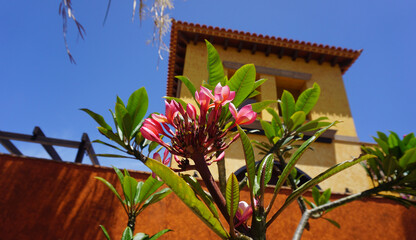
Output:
top-left (213, 83), bottom-right (235, 106)
top-left (186, 103), bottom-right (197, 120)
top-left (140, 119), bottom-right (170, 148)
top-left (235, 201), bottom-right (253, 227)
top-left (229, 103), bottom-right (257, 125)
top-left (195, 87), bottom-right (213, 113)
top-left (151, 150), bottom-right (171, 179)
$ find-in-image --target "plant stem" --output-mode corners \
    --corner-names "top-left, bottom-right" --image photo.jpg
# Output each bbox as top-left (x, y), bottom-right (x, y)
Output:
top-left (217, 155), bottom-right (227, 195)
top-left (192, 153), bottom-right (230, 220)
top-left (292, 183), bottom-right (394, 240)
top-left (276, 154), bottom-right (308, 214)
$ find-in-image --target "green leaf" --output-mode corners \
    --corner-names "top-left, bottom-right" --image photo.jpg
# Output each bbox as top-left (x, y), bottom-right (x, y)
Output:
top-left (257, 154), bottom-right (274, 188)
top-left (134, 182), bottom-right (144, 204)
top-left (80, 108), bottom-right (112, 131)
top-left (295, 83), bottom-right (320, 115)
top-left (149, 229), bottom-right (172, 240)
top-left (144, 158), bottom-right (229, 239)
top-left (97, 127), bottom-right (125, 147)
top-left (115, 103), bottom-right (133, 140)
top-left (280, 90), bottom-right (296, 125)
top-left (266, 107), bottom-right (282, 130)
top-left (138, 176), bottom-right (164, 203)
top-left (112, 166), bottom-right (125, 186)
top-left (141, 188), bottom-right (172, 211)
top-left (95, 176), bottom-right (124, 205)
top-left (323, 217), bottom-right (341, 229)
top-left (228, 64), bottom-right (256, 107)
top-left (122, 227), bottom-right (133, 240)
top-left (99, 225), bottom-right (111, 240)
top-left (271, 122), bottom-right (337, 204)
top-left (251, 100), bottom-right (276, 113)
top-left (377, 131), bottom-right (389, 142)
top-left (176, 76), bottom-right (197, 100)
top-left (117, 96), bottom-right (125, 106)
top-left (382, 156), bottom-right (399, 176)
top-left (403, 133), bottom-right (415, 146)
top-left (295, 117), bottom-right (330, 133)
top-left (373, 137), bottom-right (389, 154)
top-left (182, 175), bottom-right (219, 219)
top-left (283, 154), bottom-right (375, 213)
top-left (319, 188), bottom-right (331, 205)
top-left (93, 139), bottom-right (126, 152)
top-left (205, 40), bottom-right (225, 87)
top-left (95, 153), bottom-right (134, 159)
top-left (247, 90), bottom-right (260, 99)
top-left (127, 87), bottom-right (148, 138)
top-left (311, 187), bottom-right (320, 205)
top-left (260, 120), bottom-right (275, 142)
top-left (288, 111), bottom-right (306, 131)
top-left (237, 125), bottom-right (256, 192)
top-left (226, 173), bottom-right (240, 218)
top-left (123, 176), bottom-right (138, 205)
top-left (133, 233), bottom-right (149, 240)
top-left (303, 198), bottom-right (316, 209)
top-left (253, 78), bottom-right (267, 90)
top-left (399, 148), bottom-right (416, 169)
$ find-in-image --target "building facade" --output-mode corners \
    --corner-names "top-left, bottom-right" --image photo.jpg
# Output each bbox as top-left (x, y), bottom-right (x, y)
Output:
top-left (166, 20), bottom-right (370, 193)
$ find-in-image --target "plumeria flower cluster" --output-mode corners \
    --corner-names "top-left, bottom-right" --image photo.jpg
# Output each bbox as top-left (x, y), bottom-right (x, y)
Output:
top-left (140, 83), bottom-right (257, 170)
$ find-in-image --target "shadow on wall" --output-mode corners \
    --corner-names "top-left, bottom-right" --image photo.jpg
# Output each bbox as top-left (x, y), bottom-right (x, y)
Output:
top-left (297, 141), bottom-right (337, 167)
top-left (0, 155), bottom-right (121, 240)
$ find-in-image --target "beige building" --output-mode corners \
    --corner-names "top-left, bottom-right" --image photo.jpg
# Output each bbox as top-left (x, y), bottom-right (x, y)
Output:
top-left (166, 20), bottom-right (371, 193)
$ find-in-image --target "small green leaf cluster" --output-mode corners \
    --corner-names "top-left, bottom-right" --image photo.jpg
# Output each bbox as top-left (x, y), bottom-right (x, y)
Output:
top-left (97, 167), bottom-right (172, 240)
top-left (362, 131), bottom-right (416, 207)
top-left (255, 83), bottom-right (331, 157)
top-left (303, 187), bottom-right (340, 228)
top-left (82, 88), bottom-right (159, 160)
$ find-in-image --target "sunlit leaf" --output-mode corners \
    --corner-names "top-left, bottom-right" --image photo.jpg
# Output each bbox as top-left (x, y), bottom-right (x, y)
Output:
top-left (80, 108), bottom-right (112, 131)
top-left (280, 90), bottom-right (295, 125)
top-left (149, 229), bottom-right (172, 240)
top-left (144, 158), bottom-right (229, 239)
top-left (122, 227), bottom-right (133, 240)
top-left (176, 76), bottom-right (197, 100)
top-left (226, 173), bottom-right (239, 218)
top-left (295, 83), bottom-right (320, 115)
top-left (205, 40), bottom-right (225, 87)
top-left (123, 176), bottom-right (138, 205)
top-left (127, 87), bottom-right (148, 138)
top-left (251, 100), bottom-right (276, 113)
top-left (182, 175), bottom-right (219, 219)
top-left (99, 225), bottom-right (111, 240)
top-left (95, 176), bottom-right (124, 205)
top-left (228, 64), bottom-right (256, 107)
top-left (237, 125), bottom-right (256, 192)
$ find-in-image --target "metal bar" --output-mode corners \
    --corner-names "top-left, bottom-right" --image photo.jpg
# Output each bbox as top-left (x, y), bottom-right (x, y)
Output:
top-left (74, 134), bottom-right (87, 163)
top-left (33, 127), bottom-right (62, 161)
top-left (0, 130), bottom-right (80, 148)
top-left (82, 133), bottom-right (100, 166)
top-left (0, 139), bottom-right (23, 156)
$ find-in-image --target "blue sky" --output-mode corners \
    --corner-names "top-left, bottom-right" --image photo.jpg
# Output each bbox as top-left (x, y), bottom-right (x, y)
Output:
top-left (1, 1), bottom-right (415, 171)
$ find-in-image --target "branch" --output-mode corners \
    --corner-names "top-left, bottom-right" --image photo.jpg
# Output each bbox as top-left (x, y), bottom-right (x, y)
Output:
top-left (292, 182), bottom-right (395, 240)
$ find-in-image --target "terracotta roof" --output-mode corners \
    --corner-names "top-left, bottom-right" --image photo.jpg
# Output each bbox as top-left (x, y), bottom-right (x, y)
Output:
top-left (167, 20), bottom-right (362, 97)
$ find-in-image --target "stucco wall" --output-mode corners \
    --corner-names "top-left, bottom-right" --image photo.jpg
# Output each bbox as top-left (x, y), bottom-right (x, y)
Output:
top-left (1, 155), bottom-right (414, 240)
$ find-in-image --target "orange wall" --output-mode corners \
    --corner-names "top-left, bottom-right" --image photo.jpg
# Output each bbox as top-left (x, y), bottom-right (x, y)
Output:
top-left (0, 154), bottom-right (415, 240)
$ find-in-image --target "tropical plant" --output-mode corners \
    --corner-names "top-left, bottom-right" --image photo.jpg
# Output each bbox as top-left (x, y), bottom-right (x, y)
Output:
top-left (84, 41), bottom-right (416, 240)
top-left (96, 167), bottom-right (172, 240)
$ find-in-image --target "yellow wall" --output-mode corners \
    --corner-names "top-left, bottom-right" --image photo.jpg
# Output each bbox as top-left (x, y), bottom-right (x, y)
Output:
top-left (177, 42), bottom-right (370, 193)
